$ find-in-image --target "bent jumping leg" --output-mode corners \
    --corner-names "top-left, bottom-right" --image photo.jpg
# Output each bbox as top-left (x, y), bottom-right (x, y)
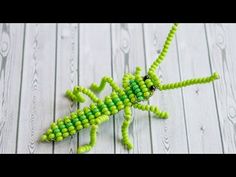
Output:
top-left (134, 103), bottom-right (169, 119)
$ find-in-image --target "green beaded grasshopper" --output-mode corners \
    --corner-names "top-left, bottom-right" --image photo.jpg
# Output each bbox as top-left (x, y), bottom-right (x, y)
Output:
top-left (40, 23), bottom-right (219, 153)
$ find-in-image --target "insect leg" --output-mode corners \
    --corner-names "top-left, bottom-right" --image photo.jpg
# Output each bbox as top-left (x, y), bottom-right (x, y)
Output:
top-left (65, 86), bottom-right (99, 103)
top-left (121, 106), bottom-right (133, 150)
top-left (90, 76), bottom-right (121, 93)
top-left (134, 103), bottom-right (169, 119)
top-left (77, 125), bottom-right (98, 154)
top-left (159, 72), bottom-right (219, 91)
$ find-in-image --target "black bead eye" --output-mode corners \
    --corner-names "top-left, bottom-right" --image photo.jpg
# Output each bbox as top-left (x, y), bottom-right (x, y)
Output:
top-left (149, 85), bottom-right (156, 91)
top-left (143, 75), bottom-right (149, 80)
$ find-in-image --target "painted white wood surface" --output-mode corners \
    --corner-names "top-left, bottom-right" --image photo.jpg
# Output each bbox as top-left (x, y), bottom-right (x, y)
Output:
top-left (176, 24), bottom-right (223, 153)
top-left (206, 24), bottom-right (236, 153)
top-left (111, 23), bottom-right (152, 153)
top-left (17, 24), bottom-right (56, 153)
top-left (144, 24), bottom-right (188, 153)
top-left (79, 24), bottom-right (114, 153)
top-left (0, 24), bottom-right (24, 153)
top-left (54, 24), bottom-right (79, 154)
top-left (1, 23), bottom-right (235, 154)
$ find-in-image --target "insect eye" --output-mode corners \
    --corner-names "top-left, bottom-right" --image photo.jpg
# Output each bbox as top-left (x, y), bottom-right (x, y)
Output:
top-left (149, 85), bottom-right (156, 92)
top-left (143, 75), bottom-right (149, 81)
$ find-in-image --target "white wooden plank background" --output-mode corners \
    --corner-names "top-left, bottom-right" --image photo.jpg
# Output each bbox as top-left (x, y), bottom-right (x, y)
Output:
top-left (0, 23), bottom-right (235, 154)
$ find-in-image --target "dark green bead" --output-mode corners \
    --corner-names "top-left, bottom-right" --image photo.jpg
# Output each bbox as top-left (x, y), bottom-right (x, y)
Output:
top-left (132, 85), bottom-right (139, 90)
top-left (134, 88), bottom-right (141, 94)
top-left (98, 104), bottom-right (106, 110)
top-left (137, 96), bottom-right (144, 101)
top-left (53, 128), bottom-right (60, 134)
top-left (120, 95), bottom-right (127, 101)
top-left (137, 92), bottom-right (143, 97)
top-left (59, 124), bottom-right (66, 129)
top-left (112, 98), bottom-right (120, 104)
top-left (79, 115), bottom-right (86, 121)
top-left (72, 118), bottom-right (79, 124)
top-left (66, 122), bottom-right (73, 128)
top-left (107, 102), bottom-right (114, 108)
top-left (85, 111), bottom-right (92, 117)
top-left (129, 80), bottom-right (135, 84)
top-left (92, 108), bottom-right (99, 114)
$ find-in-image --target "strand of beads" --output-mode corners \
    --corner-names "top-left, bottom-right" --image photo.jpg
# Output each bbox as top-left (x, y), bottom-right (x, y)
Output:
top-left (160, 72), bottom-right (220, 91)
top-left (148, 23), bottom-right (178, 75)
top-left (121, 106), bottom-right (133, 150)
top-left (122, 73), bottom-right (135, 88)
top-left (133, 103), bottom-right (169, 119)
top-left (77, 125), bottom-right (98, 154)
top-left (90, 76), bottom-right (121, 93)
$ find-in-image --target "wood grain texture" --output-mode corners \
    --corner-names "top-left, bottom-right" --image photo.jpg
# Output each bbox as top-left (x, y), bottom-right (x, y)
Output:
top-left (205, 24), bottom-right (236, 153)
top-left (111, 23), bottom-right (152, 153)
top-left (79, 24), bottom-right (114, 153)
top-left (0, 24), bottom-right (24, 153)
top-left (176, 24), bottom-right (223, 153)
top-left (143, 23), bottom-right (189, 153)
top-left (53, 24), bottom-right (79, 154)
top-left (17, 24), bottom-right (56, 153)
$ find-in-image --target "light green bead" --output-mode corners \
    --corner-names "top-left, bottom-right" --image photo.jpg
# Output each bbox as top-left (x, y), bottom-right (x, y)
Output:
top-left (68, 126), bottom-right (75, 131)
top-left (63, 132), bottom-right (69, 138)
top-left (40, 135), bottom-right (47, 141)
top-left (46, 129), bottom-right (53, 135)
top-left (56, 136), bottom-right (63, 142)
top-left (61, 128), bottom-right (68, 133)
top-left (70, 130), bottom-right (76, 135)
top-left (48, 133), bottom-right (55, 140)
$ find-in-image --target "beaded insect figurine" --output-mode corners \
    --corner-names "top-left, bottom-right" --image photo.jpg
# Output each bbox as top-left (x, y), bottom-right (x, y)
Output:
top-left (40, 23), bottom-right (220, 153)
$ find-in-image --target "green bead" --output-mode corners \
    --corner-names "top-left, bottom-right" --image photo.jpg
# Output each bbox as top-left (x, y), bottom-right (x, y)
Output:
top-left (59, 124), bottom-right (66, 129)
top-left (134, 89), bottom-right (141, 94)
top-left (95, 112), bottom-right (101, 117)
top-left (111, 109), bottom-right (118, 114)
top-left (132, 85), bottom-right (139, 90)
top-left (118, 104), bottom-right (124, 110)
top-left (130, 80), bottom-right (135, 84)
top-left (79, 115), bottom-right (86, 121)
top-left (56, 132), bottom-right (62, 137)
top-left (92, 108), bottom-right (99, 114)
top-left (82, 119), bottom-right (89, 124)
top-left (102, 107), bottom-right (108, 113)
top-left (51, 123), bottom-right (58, 130)
top-left (61, 128), bottom-right (68, 133)
top-left (46, 129), bottom-right (53, 135)
top-left (58, 121), bottom-right (64, 127)
top-left (53, 128), bottom-right (60, 134)
top-left (66, 122), bottom-right (73, 128)
top-left (144, 92), bottom-right (150, 97)
top-left (90, 119), bottom-right (96, 125)
top-left (75, 121), bottom-right (81, 126)
top-left (72, 118), bottom-right (79, 124)
top-left (56, 136), bottom-right (63, 142)
top-left (131, 97), bottom-right (136, 102)
top-left (57, 118), bottom-right (63, 124)
top-left (137, 92), bottom-right (143, 97)
top-left (70, 130), bottom-right (76, 135)
top-left (137, 96), bottom-right (144, 101)
top-left (63, 132), bottom-right (69, 138)
top-left (40, 135), bottom-right (47, 141)
top-left (88, 115), bottom-right (95, 120)
top-left (76, 125), bottom-right (83, 131)
top-left (120, 95), bottom-right (127, 101)
top-left (84, 123), bottom-right (90, 128)
top-left (107, 102), bottom-right (114, 108)
top-left (64, 118), bottom-right (71, 124)
top-left (48, 133), bottom-right (55, 140)
top-left (68, 126), bottom-right (75, 131)
top-left (98, 104), bottom-right (106, 110)
top-left (113, 98), bottom-right (120, 104)
top-left (126, 90), bottom-right (133, 95)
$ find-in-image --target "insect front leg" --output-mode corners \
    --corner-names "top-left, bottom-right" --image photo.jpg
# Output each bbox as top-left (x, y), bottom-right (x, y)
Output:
top-left (121, 106), bottom-right (133, 150)
top-left (134, 103), bottom-right (169, 119)
top-left (159, 72), bottom-right (219, 91)
top-left (90, 76), bottom-right (121, 93)
top-left (65, 86), bottom-right (99, 103)
top-left (77, 125), bottom-right (98, 154)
